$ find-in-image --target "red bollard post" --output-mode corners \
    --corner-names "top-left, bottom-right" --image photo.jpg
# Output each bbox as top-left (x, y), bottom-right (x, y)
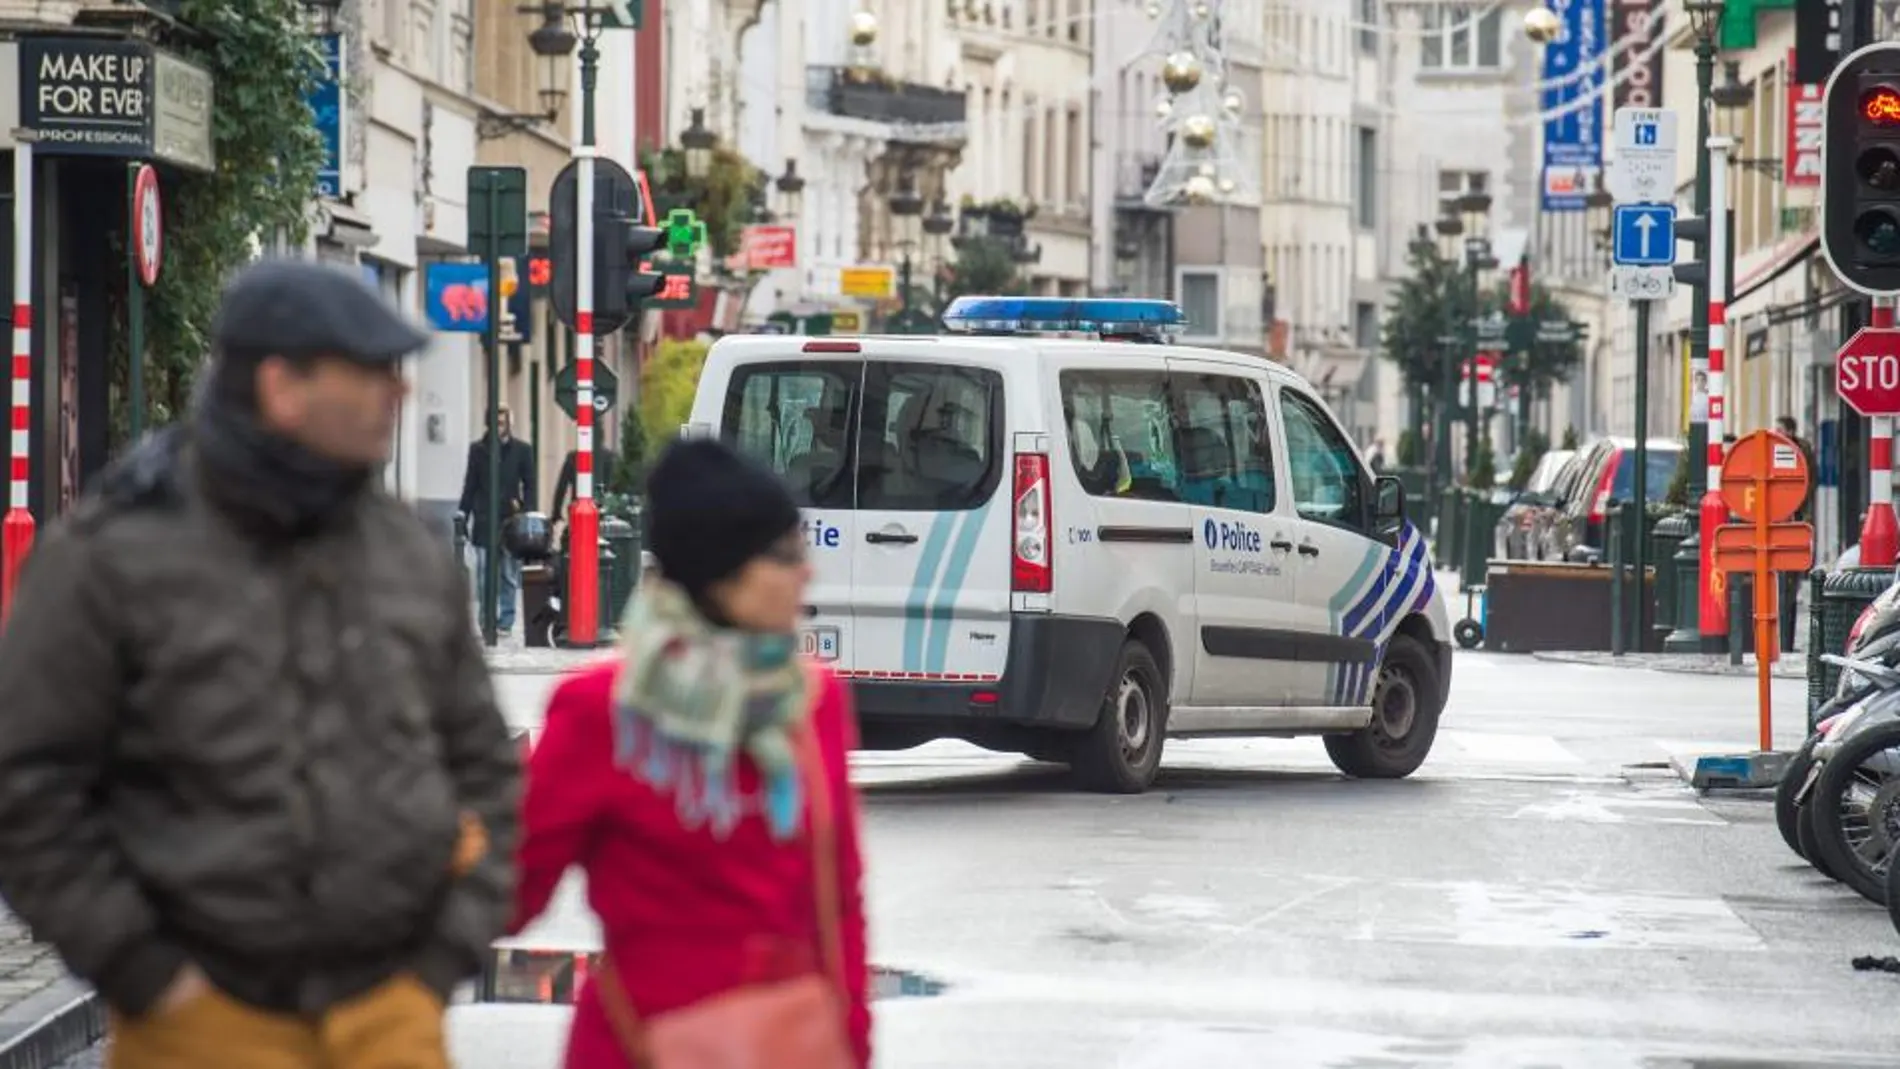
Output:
top-left (2, 140), bottom-right (35, 623)
top-left (1864, 298), bottom-right (1899, 568)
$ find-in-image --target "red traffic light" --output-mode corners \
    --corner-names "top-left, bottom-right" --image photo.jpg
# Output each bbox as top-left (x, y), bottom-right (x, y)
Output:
top-left (528, 256), bottom-right (551, 287)
top-left (1864, 87), bottom-right (1900, 125)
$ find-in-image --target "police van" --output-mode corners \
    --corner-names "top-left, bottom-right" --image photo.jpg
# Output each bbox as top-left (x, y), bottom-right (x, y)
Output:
top-left (684, 297), bottom-right (1452, 793)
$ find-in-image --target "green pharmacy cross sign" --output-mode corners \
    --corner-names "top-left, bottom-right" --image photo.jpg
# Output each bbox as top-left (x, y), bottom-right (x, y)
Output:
top-left (663, 209), bottom-right (707, 259)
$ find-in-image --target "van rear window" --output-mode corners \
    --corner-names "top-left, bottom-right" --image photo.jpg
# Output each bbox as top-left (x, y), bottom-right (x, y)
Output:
top-left (722, 360), bottom-right (1003, 513)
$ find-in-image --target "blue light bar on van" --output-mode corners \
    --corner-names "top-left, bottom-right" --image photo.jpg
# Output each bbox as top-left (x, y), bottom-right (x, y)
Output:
top-left (939, 297), bottom-right (1187, 340)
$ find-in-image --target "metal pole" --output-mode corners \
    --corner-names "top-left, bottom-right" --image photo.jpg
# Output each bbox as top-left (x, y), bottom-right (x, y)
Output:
top-left (565, 25), bottom-right (602, 647)
top-left (1631, 298), bottom-right (1651, 653)
top-left (483, 176), bottom-right (502, 648)
top-left (3, 137), bottom-right (36, 622)
top-left (1865, 296), bottom-right (1898, 567)
top-left (1436, 335), bottom-right (1456, 495)
top-left (1696, 135), bottom-right (1733, 645)
top-left (126, 164), bottom-right (145, 442)
top-left (1464, 258), bottom-right (1480, 477)
top-left (1671, 33), bottom-right (1717, 651)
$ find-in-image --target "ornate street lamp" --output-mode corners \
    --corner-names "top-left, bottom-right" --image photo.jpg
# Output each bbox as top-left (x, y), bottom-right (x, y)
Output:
top-left (887, 174), bottom-right (926, 332)
top-left (681, 108), bottom-right (716, 180)
top-left (478, 5), bottom-right (575, 139)
top-left (775, 159), bottom-right (806, 221)
top-left (302, 0), bottom-right (342, 34)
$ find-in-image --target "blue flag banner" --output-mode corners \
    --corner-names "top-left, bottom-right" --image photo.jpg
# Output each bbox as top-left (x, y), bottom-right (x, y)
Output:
top-left (424, 263), bottom-right (490, 334)
top-left (310, 34), bottom-right (344, 199)
top-left (1540, 0), bottom-right (1605, 212)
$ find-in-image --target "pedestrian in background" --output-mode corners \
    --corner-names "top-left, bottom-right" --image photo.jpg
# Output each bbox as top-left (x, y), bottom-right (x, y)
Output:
top-left (0, 259), bottom-right (520, 1069)
top-left (511, 438), bottom-right (870, 1069)
top-left (459, 405), bottom-right (536, 635)
top-left (1778, 415), bottom-right (1821, 652)
top-left (550, 443), bottom-right (618, 525)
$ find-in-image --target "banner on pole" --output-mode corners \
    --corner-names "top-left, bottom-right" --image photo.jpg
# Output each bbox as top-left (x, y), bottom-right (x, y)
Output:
top-left (1540, 0), bottom-right (1606, 212)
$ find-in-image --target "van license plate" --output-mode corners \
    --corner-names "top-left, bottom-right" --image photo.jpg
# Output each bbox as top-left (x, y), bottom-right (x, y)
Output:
top-left (799, 626), bottom-right (841, 662)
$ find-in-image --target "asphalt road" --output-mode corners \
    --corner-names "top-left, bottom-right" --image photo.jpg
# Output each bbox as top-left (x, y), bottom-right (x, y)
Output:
top-left (58, 629), bottom-right (1900, 1068)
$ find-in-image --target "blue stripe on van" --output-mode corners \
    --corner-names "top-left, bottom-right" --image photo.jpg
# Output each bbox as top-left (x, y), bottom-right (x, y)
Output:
top-left (1325, 542), bottom-right (1388, 704)
top-left (903, 513), bottom-right (959, 672)
top-left (925, 505), bottom-right (993, 674)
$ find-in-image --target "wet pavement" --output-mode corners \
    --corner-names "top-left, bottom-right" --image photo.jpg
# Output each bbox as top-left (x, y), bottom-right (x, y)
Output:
top-left (42, 592), bottom-right (1900, 1069)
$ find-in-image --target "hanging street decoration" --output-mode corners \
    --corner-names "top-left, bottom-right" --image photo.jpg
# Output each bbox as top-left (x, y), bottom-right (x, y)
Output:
top-left (1137, 0), bottom-right (1254, 208)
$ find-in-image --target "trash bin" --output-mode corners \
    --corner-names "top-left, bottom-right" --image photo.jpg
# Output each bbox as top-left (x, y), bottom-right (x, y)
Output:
top-left (1813, 567), bottom-right (1894, 723)
top-left (601, 516), bottom-right (637, 624)
top-left (1649, 512), bottom-right (1690, 637)
top-left (1459, 493), bottom-right (1508, 593)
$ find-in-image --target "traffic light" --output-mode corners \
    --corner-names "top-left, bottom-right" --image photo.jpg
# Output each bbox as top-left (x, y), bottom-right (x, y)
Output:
top-left (594, 215), bottom-right (666, 323)
top-left (1823, 43), bottom-right (1900, 293)
top-left (495, 257), bottom-right (519, 339)
top-left (1671, 210), bottom-right (1735, 302)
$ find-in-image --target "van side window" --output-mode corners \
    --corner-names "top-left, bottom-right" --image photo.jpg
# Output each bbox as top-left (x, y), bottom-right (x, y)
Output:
top-left (1059, 370), bottom-right (1181, 502)
top-left (721, 362), bottom-right (860, 510)
top-left (856, 363), bottom-right (1003, 512)
top-left (1172, 374), bottom-right (1275, 515)
top-left (1278, 389), bottom-right (1366, 529)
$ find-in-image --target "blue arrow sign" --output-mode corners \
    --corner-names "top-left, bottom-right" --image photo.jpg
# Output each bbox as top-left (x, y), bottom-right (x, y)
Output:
top-left (1613, 204), bottom-right (1676, 267)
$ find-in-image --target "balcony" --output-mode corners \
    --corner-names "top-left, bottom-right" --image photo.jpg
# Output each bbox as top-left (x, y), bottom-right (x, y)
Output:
top-left (807, 66), bottom-right (968, 140)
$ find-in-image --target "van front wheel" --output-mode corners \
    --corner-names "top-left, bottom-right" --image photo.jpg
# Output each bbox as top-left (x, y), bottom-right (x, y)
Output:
top-left (1071, 640), bottom-right (1167, 794)
top-left (1324, 633), bottom-right (1441, 779)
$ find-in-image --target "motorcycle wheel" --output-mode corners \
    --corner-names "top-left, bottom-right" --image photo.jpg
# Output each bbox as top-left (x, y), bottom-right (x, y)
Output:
top-left (1807, 719), bottom-right (1900, 904)
top-left (1777, 731), bottom-right (1824, 860)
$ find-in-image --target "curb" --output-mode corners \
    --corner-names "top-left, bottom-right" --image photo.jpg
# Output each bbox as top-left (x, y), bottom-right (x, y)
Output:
top-left (0, 979), bottom-right (101, 1069)
top-left (1529, 651), bottom-right (1806, 681)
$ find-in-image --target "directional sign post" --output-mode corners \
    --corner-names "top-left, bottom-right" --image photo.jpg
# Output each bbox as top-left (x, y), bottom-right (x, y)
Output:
top-left (1608, 107), bottom-right (1680, 204)
top-left (1613, 204), bottom-right (1676, 266)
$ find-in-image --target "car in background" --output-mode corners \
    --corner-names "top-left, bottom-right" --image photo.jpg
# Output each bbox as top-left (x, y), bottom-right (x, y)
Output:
top-left (1493, 448), bottom-right (1577, 560)
top-left (1541, 436), bottom-right (1682, 563)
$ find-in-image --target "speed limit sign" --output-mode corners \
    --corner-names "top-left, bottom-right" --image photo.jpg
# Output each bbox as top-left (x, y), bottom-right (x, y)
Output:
top-left (131, 164), bottom-right (162, 287)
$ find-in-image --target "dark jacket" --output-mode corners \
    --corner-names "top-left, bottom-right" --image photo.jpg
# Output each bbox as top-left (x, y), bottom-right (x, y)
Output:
top-left (550, 447), bottom-right (618, 522)
top-left (459, 434), bottom-right (535, 547)
top-left (0, 433), bottom-right (520, 1019)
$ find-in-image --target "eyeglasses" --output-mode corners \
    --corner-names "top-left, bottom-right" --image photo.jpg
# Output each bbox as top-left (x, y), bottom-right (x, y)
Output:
top-left (759, 538), bottom-right (808, 567)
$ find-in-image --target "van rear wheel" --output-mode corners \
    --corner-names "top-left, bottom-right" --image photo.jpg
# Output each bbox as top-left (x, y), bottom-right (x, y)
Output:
top-left (1071, 640), bottom-right (1166, 793)
top-left (1324, 633), bottom-right (1441, 779)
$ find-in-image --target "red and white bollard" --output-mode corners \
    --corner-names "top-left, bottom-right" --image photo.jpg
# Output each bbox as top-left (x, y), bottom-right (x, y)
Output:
top-left (566, 146), bottom-right (599, 648)
top-left (2, 139), bottom-right (36, 622)
top-left (1864, 297), bottom-right (1899, 569)
top-left (1696, 135), bottom-right (1733, 640)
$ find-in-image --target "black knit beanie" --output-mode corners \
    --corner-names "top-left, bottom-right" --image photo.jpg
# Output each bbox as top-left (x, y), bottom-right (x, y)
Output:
top-left (645, 438), bottom-right (803, 604)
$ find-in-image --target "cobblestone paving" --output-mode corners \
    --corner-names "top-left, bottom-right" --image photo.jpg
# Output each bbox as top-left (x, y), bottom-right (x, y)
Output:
top-left (0, 912), bottom-right (70, 1017)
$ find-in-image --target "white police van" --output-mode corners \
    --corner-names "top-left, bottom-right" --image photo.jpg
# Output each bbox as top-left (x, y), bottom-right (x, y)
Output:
top-left (685, 297), bottom-right (1452, 793)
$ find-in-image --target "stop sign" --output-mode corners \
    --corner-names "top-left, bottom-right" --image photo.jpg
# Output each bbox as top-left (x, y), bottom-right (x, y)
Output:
top-left (1836, 327), bottom-right (1900, 416)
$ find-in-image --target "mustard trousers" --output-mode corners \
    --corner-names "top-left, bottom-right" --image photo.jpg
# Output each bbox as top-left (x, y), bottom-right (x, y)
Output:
top-left (107, 974), bottom-right (448, 1069)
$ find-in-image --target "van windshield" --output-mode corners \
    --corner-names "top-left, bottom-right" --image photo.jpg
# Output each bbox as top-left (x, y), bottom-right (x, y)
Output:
top-left (722, 360), bottom-right (1003, 512)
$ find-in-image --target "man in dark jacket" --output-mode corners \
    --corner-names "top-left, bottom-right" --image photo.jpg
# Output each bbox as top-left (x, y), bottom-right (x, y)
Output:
top-left (0, 259), bottom-right (519, 1069)
top-left (458, 406), bottom-right (535, 634)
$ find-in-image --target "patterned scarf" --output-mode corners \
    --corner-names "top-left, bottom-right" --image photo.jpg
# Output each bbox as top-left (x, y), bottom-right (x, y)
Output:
top-left (612, 579), bottom-right (810, 840)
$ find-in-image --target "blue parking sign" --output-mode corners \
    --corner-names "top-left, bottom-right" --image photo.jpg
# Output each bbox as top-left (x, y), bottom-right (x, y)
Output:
top-left (1612, 205), bottom-right (1676, 267)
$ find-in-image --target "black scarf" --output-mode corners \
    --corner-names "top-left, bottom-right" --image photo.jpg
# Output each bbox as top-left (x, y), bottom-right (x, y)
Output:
top-left (191, 384), bottom-right (374, 542)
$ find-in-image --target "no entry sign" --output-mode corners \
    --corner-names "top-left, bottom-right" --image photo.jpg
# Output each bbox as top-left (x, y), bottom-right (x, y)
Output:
top-left (1836, 327), bottom-right (1900, 416)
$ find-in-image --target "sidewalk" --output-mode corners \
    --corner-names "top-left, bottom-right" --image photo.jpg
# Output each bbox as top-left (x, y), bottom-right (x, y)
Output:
top-left (0, 911), bottom-right (101, 1069)
top-left (1530, 649), bottom-right (1807, 680)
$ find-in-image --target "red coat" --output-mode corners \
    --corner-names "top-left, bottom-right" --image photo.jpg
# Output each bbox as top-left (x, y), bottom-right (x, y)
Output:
top-left (510, 661), bottom-right (872, 1068)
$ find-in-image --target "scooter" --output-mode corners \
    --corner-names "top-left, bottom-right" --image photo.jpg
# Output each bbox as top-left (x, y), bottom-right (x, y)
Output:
top-left (1786, 651), bottom-right (1900, 902)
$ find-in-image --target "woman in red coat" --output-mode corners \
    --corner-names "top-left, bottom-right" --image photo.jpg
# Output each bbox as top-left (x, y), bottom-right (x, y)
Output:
top-left (510, 439), bottom-right (871, 1068)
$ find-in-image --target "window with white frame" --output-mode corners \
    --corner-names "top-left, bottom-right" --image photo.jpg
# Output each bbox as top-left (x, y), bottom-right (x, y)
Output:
top-left (1178, 271), bottom-right (1221, 338)
top-left (1420, 4), bottom-right (1502, 72)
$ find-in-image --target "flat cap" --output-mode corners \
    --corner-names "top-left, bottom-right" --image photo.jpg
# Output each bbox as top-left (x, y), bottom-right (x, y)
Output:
top-left (212, 258), bottom-right (431, 364)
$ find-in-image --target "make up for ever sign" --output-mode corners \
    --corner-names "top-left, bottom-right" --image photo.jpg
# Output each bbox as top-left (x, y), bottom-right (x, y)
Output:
top-left (20, 37), bottom-right (153, 155)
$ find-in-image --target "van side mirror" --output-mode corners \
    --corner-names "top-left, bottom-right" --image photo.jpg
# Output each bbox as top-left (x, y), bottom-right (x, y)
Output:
top-left (1373, 475), bottom-right (1405, 525)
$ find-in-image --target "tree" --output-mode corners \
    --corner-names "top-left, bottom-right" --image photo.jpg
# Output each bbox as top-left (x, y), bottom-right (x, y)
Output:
top-left (942, 236), bottom-right (1027, 300)
top-left (1380, 240), bottom-right (1584, 419)
top-left (639, 339), bottom-right (710, 458)
top-left (611, 404), bottom-right (649, 498)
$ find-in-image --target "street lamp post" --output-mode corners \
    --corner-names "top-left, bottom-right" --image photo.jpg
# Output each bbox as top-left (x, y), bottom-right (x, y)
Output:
top-left (887, 172), bottom-right (924, 332)
top-left (1671, 0), bottom-right (1724, 653)
top-left (1456, 189), bottom-right (1494, 478)
top-left (775, 159), bottom-right (805, 223)
top-left (681, 109), bottom-right (716, 180)
top-left (923, 199), bottom-right (954, 309)
top-left (1432, 210), bottom-right (1464, 498)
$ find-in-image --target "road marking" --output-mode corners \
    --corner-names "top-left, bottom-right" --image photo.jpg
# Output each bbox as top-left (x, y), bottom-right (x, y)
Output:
top-left (1507, 789), bottom-right (1724, 826)
top-left (1443, 730), bottom-right (1584, 764)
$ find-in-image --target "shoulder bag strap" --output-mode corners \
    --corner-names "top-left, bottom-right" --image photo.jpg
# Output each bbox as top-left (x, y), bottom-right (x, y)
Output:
top-left (799, 664), bottom-right (847, 993)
